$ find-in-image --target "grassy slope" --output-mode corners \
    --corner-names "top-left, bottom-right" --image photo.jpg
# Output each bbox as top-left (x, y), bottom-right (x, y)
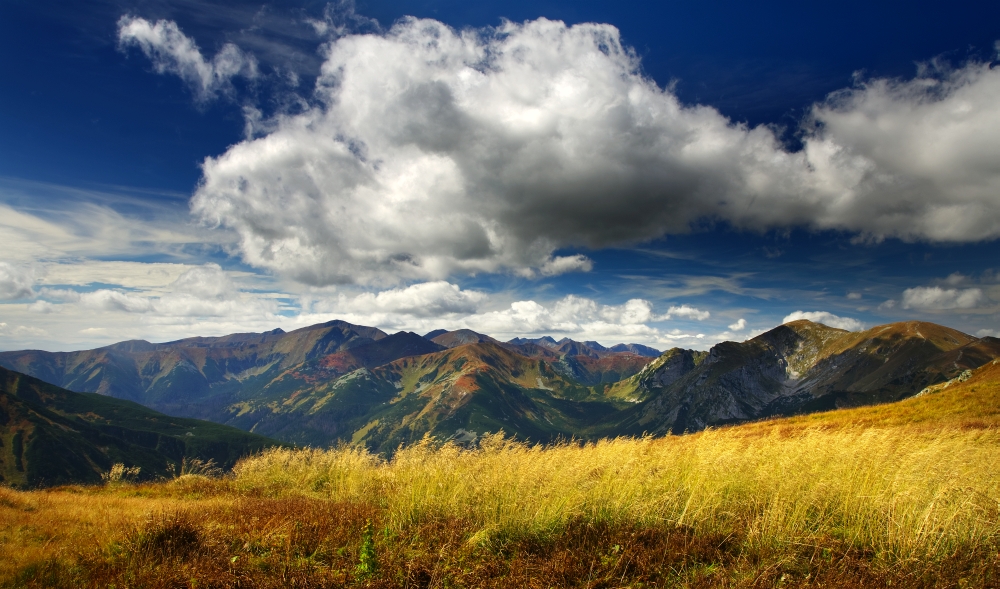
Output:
top-left (0, 367), bottom-right (282, 487)
top-left (2, 360), bottom-right (1000, 587)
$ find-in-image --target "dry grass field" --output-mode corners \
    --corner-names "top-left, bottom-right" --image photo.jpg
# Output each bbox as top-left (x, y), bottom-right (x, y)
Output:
top-left (3, 361), bottom-right (1000, 588)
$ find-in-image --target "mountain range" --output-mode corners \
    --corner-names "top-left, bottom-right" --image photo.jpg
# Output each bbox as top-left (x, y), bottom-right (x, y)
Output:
top-left (2, 319), bottom-right (998, 454)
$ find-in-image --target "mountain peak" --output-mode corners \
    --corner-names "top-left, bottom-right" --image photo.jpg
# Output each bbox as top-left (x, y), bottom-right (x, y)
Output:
top-left (430, 329), bottom-right (498, 348)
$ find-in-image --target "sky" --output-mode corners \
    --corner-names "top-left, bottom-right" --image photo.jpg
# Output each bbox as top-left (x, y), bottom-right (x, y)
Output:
top-left (2, 0), bottom-right (1000, 352)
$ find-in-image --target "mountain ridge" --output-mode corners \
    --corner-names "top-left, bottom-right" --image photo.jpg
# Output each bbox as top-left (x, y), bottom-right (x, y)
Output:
top-left (2, 319), bottom-right (998, 454)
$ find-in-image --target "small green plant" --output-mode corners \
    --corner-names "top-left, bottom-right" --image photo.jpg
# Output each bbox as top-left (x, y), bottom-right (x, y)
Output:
top-left (101, 463), bottom-right (141, 485)
top-left (355, 520), bottom-right (378, 580)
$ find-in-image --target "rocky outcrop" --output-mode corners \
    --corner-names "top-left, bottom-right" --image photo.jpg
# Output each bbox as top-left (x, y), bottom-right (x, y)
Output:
top-left (625, 321), bottom-right (1000, 435)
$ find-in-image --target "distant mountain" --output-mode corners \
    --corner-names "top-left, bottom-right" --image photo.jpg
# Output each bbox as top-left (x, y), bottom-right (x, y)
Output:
top-left (429, 329), bottom-right (499, 348)
top-left (505, 336), bottom-right (660, 358)
top-left (609, 343), bottom-right (662, 357)
top-left (605, 320), bottom-right (1000, 435)
top-left (0, 320), bottom-right (390, 420)
top-left (3, 319), bottom-right (997, 454)
top-left (229, 341), bottom-right (624, 450)
top-left (0, 366), bottom-right (280, 488)
top-left (507, 336), bottom-right (560, 349)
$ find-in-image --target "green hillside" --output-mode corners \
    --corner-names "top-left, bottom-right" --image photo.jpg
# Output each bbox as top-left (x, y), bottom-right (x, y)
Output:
top-left (0, 366), bottom-right (283, 488)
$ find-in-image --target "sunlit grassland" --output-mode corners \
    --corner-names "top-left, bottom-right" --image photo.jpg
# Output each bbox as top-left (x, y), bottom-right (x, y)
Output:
top-left (237, 426), bottom-right (1000, 561)
top-left (3, 363), bottom-right (1000, 587)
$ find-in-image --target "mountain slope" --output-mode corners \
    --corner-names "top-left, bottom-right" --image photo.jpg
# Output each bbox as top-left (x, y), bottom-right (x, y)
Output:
top-left (227, 342), bottom-right (627, 451)
top-left (609, 320), bottom-right (1000, 435)
top-left (0, 320), bottom-right (389, 419)
top-left (429, 329), bottom-right (499, 348)
top-left (0, 366), bottom-right (281, 488)
top-left (4, 319), bottom-right (998, 453)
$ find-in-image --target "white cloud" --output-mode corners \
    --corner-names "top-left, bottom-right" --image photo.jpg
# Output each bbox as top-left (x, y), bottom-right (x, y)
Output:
top-left (118, 16), bottom-right (257, 103)
top-left (663, 305), bottom-right (711, 321)
top-left (783, 310), bottom-right (865, 331)
top-left (169, 263), bottom-right (238, 299)
top-left (804, 60), bottom-right (1000, 242)
top-left (944, 272), bottom-right (969, 286)
top-left (901, 286), bottom-right (985, 310)
top-left (27, 300), bottom-right (57, 314)
top-left (170, 17), bottom-right (1000, 286)
top-left (0, 263), bottom-right (35, 300)
top-left (298, 286), bottom-right (718, 346)
top-left (0, 323), bottom-right (47, 339)
top-left (0, 178), bottom-right (234, 265)
top-left (15, 264), bottom-right (281, 332)
top-left (305, 0), bottom-right (381, 39)
top-left (847, 292), bottom-right (862, 300)
top-left (728, 318), bottom-right (747, 331)
top-left (976, 328), bottom-right (1000, 338)
top-left (538, 254), bottom-right (594, 277)
top-left (462, 296), bottom-right (663, 342)
top-left (327, 281), bottom-right (487, 317)
top-left (79, 289), bottom-right (156, 313)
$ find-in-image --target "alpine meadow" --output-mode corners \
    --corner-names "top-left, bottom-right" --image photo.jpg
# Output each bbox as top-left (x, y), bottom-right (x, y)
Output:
top-left (3, 0), bottom-right (1000, 587)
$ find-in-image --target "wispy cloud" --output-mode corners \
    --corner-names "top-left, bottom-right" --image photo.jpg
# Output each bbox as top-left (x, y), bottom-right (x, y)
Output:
top-left (0, 177), bottom-right (233, 263)
top-left (118, 16), bottom-right (257, 102)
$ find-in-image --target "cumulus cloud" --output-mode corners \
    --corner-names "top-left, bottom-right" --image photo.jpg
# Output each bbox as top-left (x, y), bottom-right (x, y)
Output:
top-left (728, 318), bottom-right (747, 331)
top-left (327, 281), bottom-right (487, 317)
top-left (783, 310), bottom-right (865, 331)
top-left (663, 305), bottom-right (711, 321)
top-left (297, 285), bottom-right (719, 346)
top-left (79, 289), bottom-right (156, 313)
top-left (537, 255), bottom-right (594, 277)
top-left (901, 286), bottom-right (985, 310)
top-left (463, 296), bottom-right (665, 342)
top-left (169, 263), bottom-right (238, 299)
top-left (167, 17), bottom-right (1000, 285)
top-left (804, 60), bottom-right (1000, 242)
top-left (118, 16), bottom-right (257, 102)
top-left (0, 323), bottom-right (47, 338)
top-left (0, 262), bottom-right (35, 300)
top-left (976, 328), bottom-right (1000, 338)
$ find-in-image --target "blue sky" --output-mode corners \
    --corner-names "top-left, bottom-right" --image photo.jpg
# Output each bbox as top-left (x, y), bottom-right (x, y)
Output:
top-left (1, 0), bottom-right (999, 351)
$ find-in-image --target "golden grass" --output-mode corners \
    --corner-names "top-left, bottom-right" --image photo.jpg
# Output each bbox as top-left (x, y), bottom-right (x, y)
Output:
top-left (233, 426), bottom-right (1000, 563)
top-left (2, 364), bottom-right (1000, 586)
top-left (0, 482), bottom-right (232, 581)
